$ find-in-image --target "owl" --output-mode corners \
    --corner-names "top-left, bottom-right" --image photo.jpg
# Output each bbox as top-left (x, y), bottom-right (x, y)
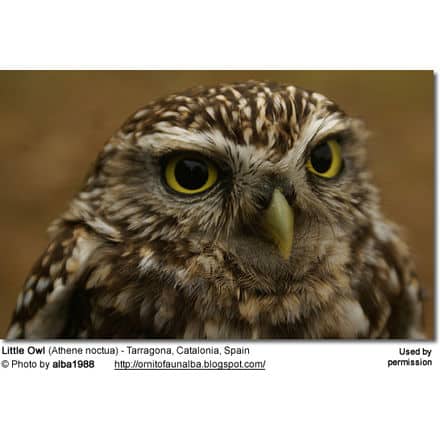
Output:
top-left (6, 80), bottom-right (425, 339)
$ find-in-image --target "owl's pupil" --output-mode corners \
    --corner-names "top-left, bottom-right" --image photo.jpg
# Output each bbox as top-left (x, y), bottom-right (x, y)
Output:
top-left (175, 159), bottom-right (209, 190)
top-left (311, 143), bottom-right (332, 173)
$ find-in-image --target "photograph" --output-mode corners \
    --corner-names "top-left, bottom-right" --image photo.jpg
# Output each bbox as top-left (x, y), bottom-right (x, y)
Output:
top-left (0, 70), bottom-right (433, 339)
top-left (1, 3), bottom-right (439, 439)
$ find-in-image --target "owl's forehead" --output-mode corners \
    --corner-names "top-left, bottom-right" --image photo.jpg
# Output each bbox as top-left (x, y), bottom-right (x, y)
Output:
top-left (120, 81), bottom-right (349, 158)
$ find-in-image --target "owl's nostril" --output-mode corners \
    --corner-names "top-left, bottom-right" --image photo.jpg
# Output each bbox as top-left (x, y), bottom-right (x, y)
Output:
top-left (256, 184), bottom-right (295, 211)
top-left (255, 191), bottom-right (273, 210)
top-left (278, 181), bottom-right (296, 207)
top-left (284, 186), bottom-right (296, 206)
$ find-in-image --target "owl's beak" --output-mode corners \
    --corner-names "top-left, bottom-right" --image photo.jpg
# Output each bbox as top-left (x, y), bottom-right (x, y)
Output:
top-left (261, 188), bottom-right (294, 260)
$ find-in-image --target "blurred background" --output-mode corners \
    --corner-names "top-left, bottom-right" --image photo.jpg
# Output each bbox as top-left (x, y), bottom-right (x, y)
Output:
top-left (0, 70), bottom-right (434, 338)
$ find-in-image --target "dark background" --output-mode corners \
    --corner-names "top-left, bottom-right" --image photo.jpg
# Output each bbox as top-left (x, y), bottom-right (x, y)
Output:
top-left (0, 71), bottom-right (434, 338)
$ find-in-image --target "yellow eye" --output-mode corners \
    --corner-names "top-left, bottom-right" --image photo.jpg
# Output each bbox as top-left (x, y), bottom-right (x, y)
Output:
top-left (306, 139), bottom-right (343, 178)
top-left (164, 154), bottom-right (219, 195)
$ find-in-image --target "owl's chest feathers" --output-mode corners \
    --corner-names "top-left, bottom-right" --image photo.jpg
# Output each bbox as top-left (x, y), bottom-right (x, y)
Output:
top-left (83, 239), bottom-right (378, 338)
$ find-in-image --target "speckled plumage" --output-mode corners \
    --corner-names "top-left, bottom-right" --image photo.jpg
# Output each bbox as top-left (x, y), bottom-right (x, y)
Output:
top-left (7, 81), bottom-right (425, 339)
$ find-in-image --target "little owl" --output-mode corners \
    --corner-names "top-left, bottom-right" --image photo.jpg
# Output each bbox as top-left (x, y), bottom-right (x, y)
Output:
top-left (7, 81), bottom-right (425, 339)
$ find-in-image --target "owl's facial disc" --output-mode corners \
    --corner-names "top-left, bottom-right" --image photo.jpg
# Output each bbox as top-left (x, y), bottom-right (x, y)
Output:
top-left (260, 188), bottom-right (294, 260)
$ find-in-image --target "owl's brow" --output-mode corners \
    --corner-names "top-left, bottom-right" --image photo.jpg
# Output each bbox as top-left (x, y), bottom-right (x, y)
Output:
top-left (296, 114), bottom-right (353, 158)
top-left (305, 115), bottom-right (333, 147)
top-left (136, 128), bottom-right (275, 164)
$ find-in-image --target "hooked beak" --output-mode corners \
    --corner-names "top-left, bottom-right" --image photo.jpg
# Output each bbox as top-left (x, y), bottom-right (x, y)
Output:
top-left (261, 188), bottom-right (294, 260)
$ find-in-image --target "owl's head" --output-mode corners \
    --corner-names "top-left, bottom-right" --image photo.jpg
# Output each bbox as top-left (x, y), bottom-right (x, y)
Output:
top-left (68, 81), bottom-right (379, 292)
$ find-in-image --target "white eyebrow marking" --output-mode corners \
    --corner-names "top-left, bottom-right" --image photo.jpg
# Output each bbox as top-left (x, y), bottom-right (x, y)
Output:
top-left (137, 127), bottom-right (275, 166)
top-left (289, 112), bottom-right (349, 161)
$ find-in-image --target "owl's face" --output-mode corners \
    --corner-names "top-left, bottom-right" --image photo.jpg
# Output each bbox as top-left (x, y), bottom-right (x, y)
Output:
top-left (76, 81), bottom-right (378, 294)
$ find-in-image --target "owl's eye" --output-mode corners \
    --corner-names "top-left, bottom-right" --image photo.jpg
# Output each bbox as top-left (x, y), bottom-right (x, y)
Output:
top-left (306, 139), bottom-right (343, 178)
top-left (164, 154), bottom-right (219, 195)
